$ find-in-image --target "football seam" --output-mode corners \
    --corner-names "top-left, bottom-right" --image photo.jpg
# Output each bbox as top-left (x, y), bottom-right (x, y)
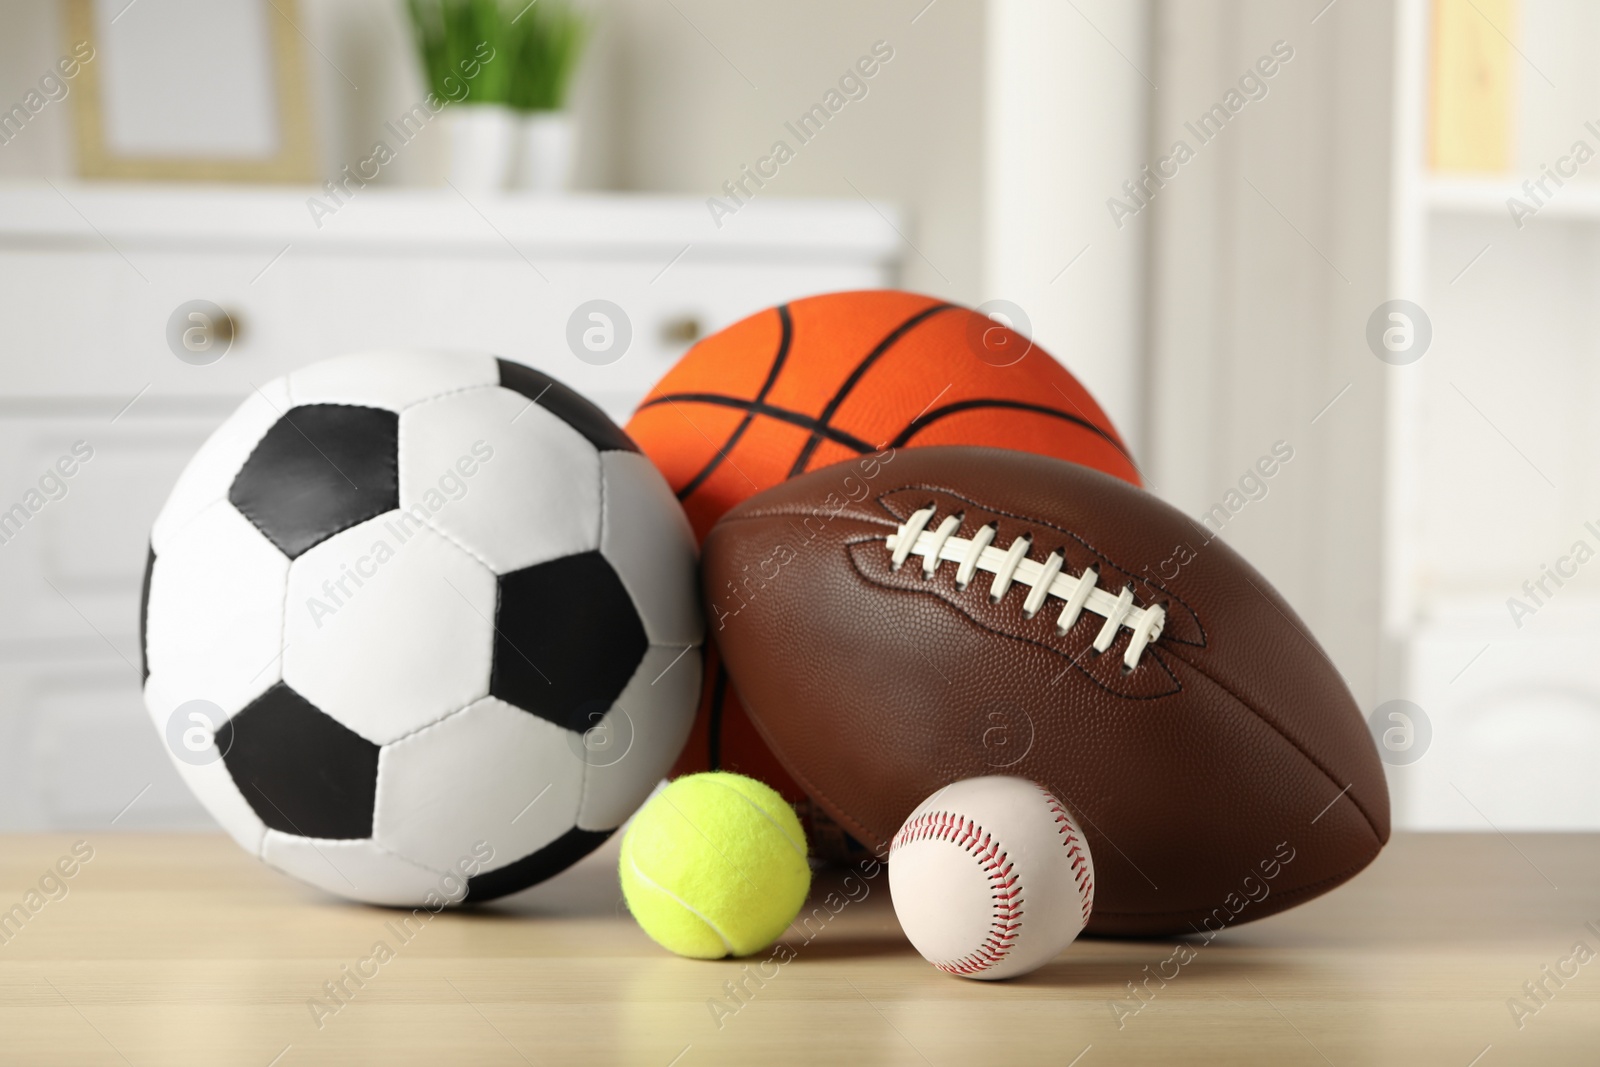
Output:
top-left (733, 714), bottom-right (888, 854)
top-left (874, 489), bottom-right (1384, 841)
top-left (711, 495), bottom-right (1207, 649)
top-left (839, 551), bottom-right (1385, 843)
top-left (890, 810), bottom-right (1022, 976)
top-left (869, 485), bottom-right (1207, 648)
top-left (1151, 647), bottom-right (1388, 843)
top-left (839, 535), bottom-right (1185, 701)
top-left (887, 481), bottom-right (1384, 842)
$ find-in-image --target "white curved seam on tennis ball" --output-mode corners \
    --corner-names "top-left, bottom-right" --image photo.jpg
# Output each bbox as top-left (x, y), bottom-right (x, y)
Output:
top-left (703, 776), bottom-right (807, 859)
top-left (626, 852), bottom-right (735, 956)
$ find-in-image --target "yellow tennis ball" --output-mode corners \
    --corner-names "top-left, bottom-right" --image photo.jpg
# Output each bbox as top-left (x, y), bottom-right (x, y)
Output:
top-left (619, 772), bottom-right (811, 959)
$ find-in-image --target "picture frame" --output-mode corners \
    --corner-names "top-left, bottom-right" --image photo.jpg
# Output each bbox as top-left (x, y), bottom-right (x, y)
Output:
top-left (65, 0), bottom-right (317, 182)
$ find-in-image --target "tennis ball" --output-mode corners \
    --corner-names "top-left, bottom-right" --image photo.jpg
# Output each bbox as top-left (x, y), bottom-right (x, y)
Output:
top-left (620, 772), bottom-right (810, 959)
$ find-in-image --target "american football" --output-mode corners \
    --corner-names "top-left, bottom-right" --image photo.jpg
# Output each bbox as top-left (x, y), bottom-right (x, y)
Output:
top-left (703, 445), bottom-right (1389, 937)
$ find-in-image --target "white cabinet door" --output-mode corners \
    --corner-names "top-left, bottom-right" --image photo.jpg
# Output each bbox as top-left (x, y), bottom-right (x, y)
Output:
top-left (1401, 609), bottom-right (1600, 831)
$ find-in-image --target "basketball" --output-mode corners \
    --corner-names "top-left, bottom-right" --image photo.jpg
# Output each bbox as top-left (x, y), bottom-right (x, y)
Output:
top-left (625, 289), bottom-right (1139, 845)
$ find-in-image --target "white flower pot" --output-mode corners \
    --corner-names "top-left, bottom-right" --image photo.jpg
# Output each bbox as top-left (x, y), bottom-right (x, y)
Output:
top-left (446, 104), bottom-right (517, 191)
top-left (512, 112), bottom-right (576, 192)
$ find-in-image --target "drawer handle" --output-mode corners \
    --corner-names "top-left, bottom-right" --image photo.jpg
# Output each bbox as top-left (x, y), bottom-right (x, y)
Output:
top-left (659, 315), bottom-right (702, 346)
top-left (184, 308), bottom-right (239, 350)
top-left (168, 300), bottom-right (241, 365)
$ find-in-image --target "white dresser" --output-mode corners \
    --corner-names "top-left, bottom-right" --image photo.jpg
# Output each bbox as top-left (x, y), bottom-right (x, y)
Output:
top-left (0, 184), bottom-right (901, 830)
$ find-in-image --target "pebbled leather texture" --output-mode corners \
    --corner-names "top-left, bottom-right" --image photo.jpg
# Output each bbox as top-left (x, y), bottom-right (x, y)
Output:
top-left (703, 445), bottom-right (1390, 938)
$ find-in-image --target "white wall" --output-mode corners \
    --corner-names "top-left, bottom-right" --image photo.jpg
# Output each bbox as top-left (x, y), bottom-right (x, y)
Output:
top-left (593, 0), bottom-right (985, 302)
top-left (983, 0), bottom-right (1150, 446)
top-left (0, 1), bottom-right (76, 177)
top-left (1144, 0), bottom-right (1396, 706)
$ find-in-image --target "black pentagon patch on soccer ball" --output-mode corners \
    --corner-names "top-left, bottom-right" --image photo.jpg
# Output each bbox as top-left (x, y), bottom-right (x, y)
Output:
top-left (218, 682), bottom-right (380, 839)
top-left (464, 826), bottom-right (614, 902)
top-left (490, 551), bottom-right (648, 730)
top-left (229, 404), bottom-right (399, 559)
top-left (497, 359), bottom-right (638, 454)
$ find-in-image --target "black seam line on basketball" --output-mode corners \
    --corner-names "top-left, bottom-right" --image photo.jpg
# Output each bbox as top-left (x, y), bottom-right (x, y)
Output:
top-left (788, 302), bottom-right (957, 476)
top-left (888, 398), bottom-right (1134, 463)
top-left (707, 662), bottom-right (728, 772)
top-left (639, 393), bottom-right (877, 454)
top-left (674, 305), bottom-right (794, 502)
top-left (867, 484), bottom-right (1207, 647)
top-left (839, 539), bottom-right (1183, 701)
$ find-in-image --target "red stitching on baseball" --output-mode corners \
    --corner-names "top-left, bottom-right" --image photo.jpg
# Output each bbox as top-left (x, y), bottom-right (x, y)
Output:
top-left (892, 785), bottom-right (1096, 974)
top-left (891, 810), bottom-right (1022, 975)
top-left (1038, 785), bottom-right (1095, 927)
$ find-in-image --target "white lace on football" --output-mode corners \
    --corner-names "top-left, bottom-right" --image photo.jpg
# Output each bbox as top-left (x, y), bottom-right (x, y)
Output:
top-left (886, 507), bottom-right (1166, 669)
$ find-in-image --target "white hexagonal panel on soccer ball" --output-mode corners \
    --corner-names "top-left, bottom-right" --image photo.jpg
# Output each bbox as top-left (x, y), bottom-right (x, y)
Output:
top-left (577, 642), bottom-right (702, 831)
top-left (150, 377), bottom-right (291, 554)
top-left (282, 513), bottom-right (496, 745)
top-left (286, 350), bottom-right (501, 412)
top-left (139, 672), bottom-right (269, 856)
top-left (397, 384), bottom-right (602, 574)
top-left (372, 696), bottom-right (587, 873)
top-left (261, 831), bottom-right (456, 907)
top-left (144, 500), bottom-right (289, 719)
top-left (157, 746), bottom-right (268, 856)
top-left (598, 451), bottom-right (703, 647)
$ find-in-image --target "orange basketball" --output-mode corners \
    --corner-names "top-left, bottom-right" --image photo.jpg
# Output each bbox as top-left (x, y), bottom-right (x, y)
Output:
top-left (626, 290), bottom-right (1139, 851)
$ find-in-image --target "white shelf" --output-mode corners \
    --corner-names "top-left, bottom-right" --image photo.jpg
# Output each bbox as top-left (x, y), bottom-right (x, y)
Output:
top-left (0, 183), bottom-right (906, 261)
top-left (1424, 175), bottom-right (1600, 220)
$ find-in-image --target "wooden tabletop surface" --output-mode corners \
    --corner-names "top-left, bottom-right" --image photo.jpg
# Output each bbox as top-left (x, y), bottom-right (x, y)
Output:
top-left (0, 831), bottom-right (1595, 1065)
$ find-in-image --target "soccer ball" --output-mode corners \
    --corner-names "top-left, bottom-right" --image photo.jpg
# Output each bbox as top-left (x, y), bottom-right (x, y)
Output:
top-left (140, 352), bottom-right (702, 905)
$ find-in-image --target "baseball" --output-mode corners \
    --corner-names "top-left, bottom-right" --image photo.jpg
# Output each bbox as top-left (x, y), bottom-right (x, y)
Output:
top-left (888, 776), bottom-right (1094, 980)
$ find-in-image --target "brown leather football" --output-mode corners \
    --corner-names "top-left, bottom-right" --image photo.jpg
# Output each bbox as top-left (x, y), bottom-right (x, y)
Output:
top-left (702, 445), bottom-right (1389, 937)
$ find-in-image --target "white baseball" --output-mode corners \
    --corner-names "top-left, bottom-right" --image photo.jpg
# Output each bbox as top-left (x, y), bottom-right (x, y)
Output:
top-left (888, 776), bottom-right (1094, 980)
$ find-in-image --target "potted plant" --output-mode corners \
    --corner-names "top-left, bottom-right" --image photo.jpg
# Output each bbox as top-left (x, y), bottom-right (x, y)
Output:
top-left (405, 0), bottom-right (587, 192)
top-left (505, 1), bottom-right (586, 191)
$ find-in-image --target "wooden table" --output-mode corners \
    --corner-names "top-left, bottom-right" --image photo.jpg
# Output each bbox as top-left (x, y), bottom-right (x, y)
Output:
top-left (0, 832), bottom-right (1595, 1065)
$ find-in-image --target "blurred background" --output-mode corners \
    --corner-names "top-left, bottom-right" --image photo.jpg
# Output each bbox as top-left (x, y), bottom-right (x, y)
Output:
top-left (0, 0), bottom-right (1591, 834)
